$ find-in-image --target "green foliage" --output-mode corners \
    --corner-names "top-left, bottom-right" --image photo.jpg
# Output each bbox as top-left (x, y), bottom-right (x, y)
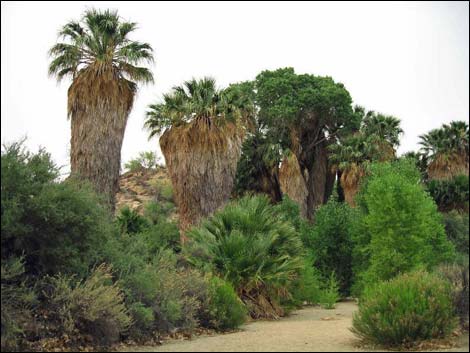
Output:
top-left (352, 159), bottom-right (455, 294)
top-left (234, 131), bottom-right (282, 200)
top-left (352, 271), bottom-right (457, 347)
top-left (43, 264), bottom-right (131, 346)
top-left (427, 175), bottom-right (469, 212)
top-left (442, 210), bottom-right (469, 256)
top-left (288, 257), bottom-right (323, 306)
top-left (307, 198), bottom-right (355, 295)
top-left (435, 262), bottom-right (469, 328)
top-left (124, 151), bottom-right (160, 172)
top-left (185, 195), bottom-right (304, 318)
top-left (319, 272), bottom-right (340, 309)
top-left (1, 257), bottom-right (36, 351)
top-left (1, 142), bottom-right (114, 277)
top-left (203, 276), bottom-right (247, 330)
top-left (116, 206), bottom-right (149, 235)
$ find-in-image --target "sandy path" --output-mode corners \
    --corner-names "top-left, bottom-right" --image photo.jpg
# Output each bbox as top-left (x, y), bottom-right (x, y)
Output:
top-left (123, 302), bottom-right (469, 352)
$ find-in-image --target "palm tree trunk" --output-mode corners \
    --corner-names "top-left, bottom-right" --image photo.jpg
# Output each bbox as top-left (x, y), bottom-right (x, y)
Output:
top-left (160, 119), bottom-right (243, 244)
top-left (68, 68), bottom-right (134, 213)
top-left (279, 152), bottom-right (308, 218)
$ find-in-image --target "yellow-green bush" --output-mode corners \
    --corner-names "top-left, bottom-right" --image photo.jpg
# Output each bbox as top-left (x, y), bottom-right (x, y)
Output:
top-left (352, 270), bottom-right (457, 347)
top-left (44, 264), bottom-right (131, 346)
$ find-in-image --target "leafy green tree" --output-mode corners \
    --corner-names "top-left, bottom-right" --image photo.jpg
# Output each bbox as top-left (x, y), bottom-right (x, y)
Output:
top-left (352, 159), bottom-right (455, 293)
top-left (255, 68), bottom-right (358, 219)
top-left (48, 9), bottom-right (154, 212)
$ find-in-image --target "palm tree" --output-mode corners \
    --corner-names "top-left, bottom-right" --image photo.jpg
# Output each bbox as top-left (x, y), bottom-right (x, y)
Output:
top-left (279, 150), bottom-right (308, 217)
top-left (329, 109), bottom-right (402, 206)
top-left (48, 9), bottom-right (154, 212)
top-left (145, 78), bottom-right (250, 243)
top-left (419, 121), bottom-right (469, 180)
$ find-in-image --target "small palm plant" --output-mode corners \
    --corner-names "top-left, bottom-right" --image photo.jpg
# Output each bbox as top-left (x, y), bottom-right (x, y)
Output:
top-left (185, 195), bottom-right (304, 319)
top-left (49, 9), bottom-right (154, 212)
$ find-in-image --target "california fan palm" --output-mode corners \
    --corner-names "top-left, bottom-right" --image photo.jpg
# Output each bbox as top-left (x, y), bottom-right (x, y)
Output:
top-left (145, 78), bottom-right (252, 243)
top-left (419, 121), bottom-right (469, 180)
top-left (329, 108), bottom-right (402, 206)
top-left (48, 9), bottom-right (154, 212)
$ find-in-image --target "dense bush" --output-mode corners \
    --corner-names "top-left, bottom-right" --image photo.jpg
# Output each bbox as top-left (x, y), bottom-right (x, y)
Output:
top-left (306, 198), bottom-right (355, 295)
top-left (185, 195), bottom-right (304, 319)
top-left (201, 276), bottom-right (247, 330)
top-left (1, 142), bottom-right (114, 278)
top-left (352, 160), bottom-right (455, 294)
top-left (352, 270), bottom-right (457, 347)
top-left (436, 263), bottom-right (469, 329)
top-left (1, 257), bottom-right (36, 351)
top-left (43, 264), bottom-right (131, 346)
top-left (427, 175), bottom-right (469, 212)
top-left (442, 211), bottom-right (469, 256)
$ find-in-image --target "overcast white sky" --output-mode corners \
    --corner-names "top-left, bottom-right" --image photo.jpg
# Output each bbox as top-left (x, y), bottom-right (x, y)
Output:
top-left (2, 1), bottom-right (469, 175)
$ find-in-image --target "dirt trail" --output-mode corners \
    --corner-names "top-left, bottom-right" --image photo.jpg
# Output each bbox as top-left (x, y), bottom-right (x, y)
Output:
top-left (124, 302), bottom-right (469, 352)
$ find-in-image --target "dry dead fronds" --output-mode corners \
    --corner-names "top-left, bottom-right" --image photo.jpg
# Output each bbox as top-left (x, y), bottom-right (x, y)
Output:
top-left (279, 152), bottom-right (308, 218)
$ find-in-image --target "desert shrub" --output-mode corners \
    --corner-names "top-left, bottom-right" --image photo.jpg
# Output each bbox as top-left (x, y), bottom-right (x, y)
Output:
top-left (124, 151), bottom-right (159, 172)
top-left (116, 206), bottom-right (149, 235)
top-left (150, 179), bottom-right (174, 202)
top-left (43, 264), bottom-right (131, 346)
top-left (144, 200), bottom-right (176, 225)
top-left (352, 160), bottom-right (455, 294)
top-left (427, 175), bottom-right (469, 212)
top-left (201, 276), bottom-right (247, 330)
top-left (442, 211), bottom-right (469, 256)
top-left (352, 270), bottom-right (457, 347)
top-left (185, 195), bottom-right (304, 319)
top-left (306, 198), bottom-right (355, 295)
top-left (1, 257), bottom-right (36, 351)
top-left (435, 262), bottom-right (469, 329)
top-left (141, 221), bottom-right (181, 254)
top-left (288, 256), bottom-right (323, 307)
top-left (1, 142), bottom-right (114, 277)
top-left (319, 272), bottom-right (340, 309)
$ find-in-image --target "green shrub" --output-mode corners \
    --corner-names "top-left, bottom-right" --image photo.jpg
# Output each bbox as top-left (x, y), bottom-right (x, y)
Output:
top-left (202, 276), bottom-right (246, 330)
top-left (352, 270), bottom-right (457, 347)
top-left (144, 200), bottom-right (175, 224)
top-left (1, 142), bottom-right (114, 277)
top-left (319, 272), bottom-right (340, 309)
top-left (1, 257), bottom-right (36, 351)
top-left (435, 262), bottom-right (469, 329)
top-left (141, 221), bottom-right (181, 254)
top-left (288, 256), bottom-right (323, 307)
top-left (442, 211), bottom-right (469, 256)
top-left (185, 195), bottom-right (304, 319)
top-left (116, 206), bottom-right (149, 235)
top-left (43, 264), bottom-right (131, 346)
top-left (352, 160), bottom-right (455, 293)
top-left (427, 175), bottom-right (469, 212)
top-left (124, 151), bottom-right (159, 172)
top-left (307, 198), bottom-right (355, 295)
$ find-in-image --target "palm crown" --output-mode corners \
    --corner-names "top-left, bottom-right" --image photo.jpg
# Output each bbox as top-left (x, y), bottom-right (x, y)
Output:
top-left (419, 121), bottom-right (469, 160)
top-left (144, 78), bottom-right (251, 139)
top-left (329, 108), bottom-right (403, 170)
top-left (48, 9), bottom-right (154, 88)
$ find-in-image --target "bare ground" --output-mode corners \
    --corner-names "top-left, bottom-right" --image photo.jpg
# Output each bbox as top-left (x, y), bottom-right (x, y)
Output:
top-left (122, 302), bottom-right (470, 352)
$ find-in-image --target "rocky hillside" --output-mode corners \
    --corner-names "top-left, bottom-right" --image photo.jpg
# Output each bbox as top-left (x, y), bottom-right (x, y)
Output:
top-left (115, 166), bottom-right (177, 218)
